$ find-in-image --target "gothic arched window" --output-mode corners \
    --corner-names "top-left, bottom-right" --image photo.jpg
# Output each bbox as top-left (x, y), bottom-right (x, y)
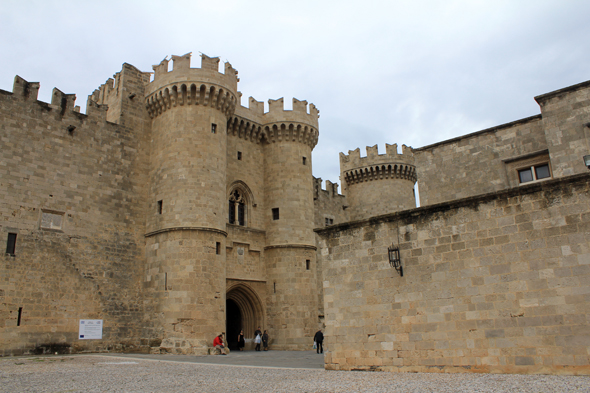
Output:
top-left (229, 189), bottom-right (246, 226)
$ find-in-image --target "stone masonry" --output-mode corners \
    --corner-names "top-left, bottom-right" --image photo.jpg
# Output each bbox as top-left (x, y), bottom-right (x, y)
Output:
top-left (2, 51), bottom-right (590, 375)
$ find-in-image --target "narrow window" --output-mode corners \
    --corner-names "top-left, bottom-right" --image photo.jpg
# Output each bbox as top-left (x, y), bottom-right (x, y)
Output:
top-left (157, 200), bottom-right (163, 214)
top-left (229, 190), bottom-right (246, 226)
top-left (229, 200), bottom-right (235, 224)
top-left (272, 208), bottom-right (279, 220)
top-left (165, 273), bottom-right (168, 291)
top-left (237, 203), bottom-right (245, 226)
top-left (302, 156), bottom-right (306, 165)
top-left (216, 242), bottom-right (221, 255)
top-left (306, 260), bottom-right (310, 270)
top-left (6, 233), bottom-right (17, 255)
top-left (237, 151), bottom-right (242, 160)
top-left (211, 123), bottom-right (217, 133)
top-left (273, 282), bottom-right (276, 293)
top-left (17, 307), bottom-right (22, 326)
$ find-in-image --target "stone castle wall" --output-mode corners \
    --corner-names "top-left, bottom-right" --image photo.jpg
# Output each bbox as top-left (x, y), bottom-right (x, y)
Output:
top-left (413, 116), bottom-right (546, 206)
top-left (317, 174), bottom-right (590, 374)
top-left (0, 76), bottom-right (150, 356)
top-left (413, 81), bottom-right (590, 208)
top-left (535, 81), bottom-right (590, 178)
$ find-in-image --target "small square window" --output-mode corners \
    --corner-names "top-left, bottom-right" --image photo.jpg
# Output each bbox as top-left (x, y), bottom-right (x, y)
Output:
top-left (157, 200), bottom-right (163, 214)
top-left (238, 151), bottom-right (242, 160)
top-left (302, 157), bottom-right (307, 165)
top-left (518, 168), bottom-right (533, 183)
top-left (325, 217), bottom-right (334, 226)
top-left (211, 123), bottom-right (217, 134)
top-left (6, 233), bottom-right (17, 255)
top-left (272, 208), bottom-right (279, 220)
top-left (535, 164), bottom-right (550, 180)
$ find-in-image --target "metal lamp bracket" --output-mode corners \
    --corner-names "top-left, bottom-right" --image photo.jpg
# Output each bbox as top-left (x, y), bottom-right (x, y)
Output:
top-left (388, 243), bottom-right (403, 277)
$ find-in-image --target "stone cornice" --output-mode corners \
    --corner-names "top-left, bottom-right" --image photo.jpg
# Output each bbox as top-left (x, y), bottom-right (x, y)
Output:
top-left (145, 226), bottom-right (228, 238)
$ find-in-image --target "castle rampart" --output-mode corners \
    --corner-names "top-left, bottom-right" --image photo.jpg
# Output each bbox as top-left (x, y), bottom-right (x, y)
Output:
top-left (0, 75), bottom-right (150, 356)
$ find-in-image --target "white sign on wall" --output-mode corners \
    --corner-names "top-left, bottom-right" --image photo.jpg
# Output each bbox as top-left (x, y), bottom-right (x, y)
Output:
top-left (79, 319), bottom-right (103, 340)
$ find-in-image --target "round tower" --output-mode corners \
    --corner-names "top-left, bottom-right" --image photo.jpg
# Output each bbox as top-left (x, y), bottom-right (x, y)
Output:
top-left (143, 53), bottom-right (238, 354)
top-left (262, 98), bottom-right (320, 350)
top-left (340, 143), bottom-right (417, 221)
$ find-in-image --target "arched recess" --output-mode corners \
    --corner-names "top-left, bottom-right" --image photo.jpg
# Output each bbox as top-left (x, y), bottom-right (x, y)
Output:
top-left (226, 283), bottom-right (264, 350)
top-left (227, 181), bottom-right (256, 227)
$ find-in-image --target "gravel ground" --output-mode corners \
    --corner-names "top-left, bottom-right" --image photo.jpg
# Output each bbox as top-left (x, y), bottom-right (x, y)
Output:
top-left (1, 356), bottom-right (590, 393)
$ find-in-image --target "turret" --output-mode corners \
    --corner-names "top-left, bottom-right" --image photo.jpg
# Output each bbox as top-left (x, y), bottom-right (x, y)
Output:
top-left (146, 52), bottom-right (238, 233)
top-left (340, 143), bottom-right (417, 221)
top-left (143, 53), bottom-right (238, 353)
top-left (262, 97), bottom-right (320, 350)
top-left (262, 97), bottom-right (319, 245)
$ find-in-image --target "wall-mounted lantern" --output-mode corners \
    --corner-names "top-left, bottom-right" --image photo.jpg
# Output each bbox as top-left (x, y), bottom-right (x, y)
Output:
top-left (388, 244), bottom-right (403, 277)
top-left (584, 155), bottom-right (590, 169)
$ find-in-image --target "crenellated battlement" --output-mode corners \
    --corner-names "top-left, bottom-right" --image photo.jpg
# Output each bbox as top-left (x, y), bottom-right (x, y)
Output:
top-left (229, 96), bottom-right (320, 148)
top-left (313, 177), bottom-right (342, 199)
top-left (263, 97), bottom-right (319, 128)
top-left (234, 96), bottom-right (319, 124)
top-left (6, 75), bottom-right (92, 118)
top-left (144, 53), bottom-right (239, 119)
top-left (12, 75), bottom-right (40, 102)
top-left (340, 143), bottom-right (416, 185)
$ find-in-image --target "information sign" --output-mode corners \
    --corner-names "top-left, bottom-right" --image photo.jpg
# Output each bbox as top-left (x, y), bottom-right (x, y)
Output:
top-left (79, 319), bottom-right (103, 340)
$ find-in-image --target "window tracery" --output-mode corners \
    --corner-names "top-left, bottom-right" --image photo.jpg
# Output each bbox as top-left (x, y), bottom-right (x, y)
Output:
top-left (229, 189), bottom-right (246, 226)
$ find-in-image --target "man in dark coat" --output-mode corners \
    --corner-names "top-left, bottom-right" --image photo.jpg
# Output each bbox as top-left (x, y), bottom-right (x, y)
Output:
top-left (313, 329), bottom-right (324, 354)
top-left (254, 326), bottom-right (262, 351)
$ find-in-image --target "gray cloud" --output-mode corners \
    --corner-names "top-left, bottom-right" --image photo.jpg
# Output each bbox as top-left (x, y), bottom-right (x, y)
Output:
top-left (1, 0), bottom-right (589, 186)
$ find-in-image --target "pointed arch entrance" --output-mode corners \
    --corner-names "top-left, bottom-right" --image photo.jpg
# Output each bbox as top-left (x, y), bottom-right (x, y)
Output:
top-left (226, 283), bottom-right (264, 350)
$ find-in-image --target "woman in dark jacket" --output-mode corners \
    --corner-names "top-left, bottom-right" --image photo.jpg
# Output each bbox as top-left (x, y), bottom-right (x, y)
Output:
top-left (238, 330), bottom-right (245, 351)
top-left (262, 330), bottom-right (269, 351)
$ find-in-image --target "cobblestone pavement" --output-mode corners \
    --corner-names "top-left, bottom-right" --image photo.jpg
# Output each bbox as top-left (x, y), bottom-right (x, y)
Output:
top-left (1, 353), bottom-right (590, 392)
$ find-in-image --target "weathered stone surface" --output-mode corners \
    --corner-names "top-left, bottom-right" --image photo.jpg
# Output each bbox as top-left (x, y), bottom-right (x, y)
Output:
top-left (317, 175), bottom-right (590, 374)
top-left (2, 51), bottom-right (590, 375)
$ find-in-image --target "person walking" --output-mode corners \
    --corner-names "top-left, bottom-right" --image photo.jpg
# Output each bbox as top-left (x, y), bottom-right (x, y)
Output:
top-left (254, 326), bottom-right (262, 351)
top-left (262, 330), bottom-right (269, 351)
top-left (313, 329), bottom-right (324, 354)
top-left (213, 333), bottom-right (227, 355)
top-left (238, 330), bottom-right (245, 351)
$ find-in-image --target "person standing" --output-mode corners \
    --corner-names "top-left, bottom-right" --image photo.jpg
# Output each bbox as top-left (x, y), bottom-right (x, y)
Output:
top-left (262, 330), bottom-right (269, 351)
top-left (313, 329), bottom-right (324, 354)
top-left (254, 326), bottom-right (262, 351)
top-left (213, 333), bottom-right (227, 355)
top-left (238, 330), bottom-right (245, 351)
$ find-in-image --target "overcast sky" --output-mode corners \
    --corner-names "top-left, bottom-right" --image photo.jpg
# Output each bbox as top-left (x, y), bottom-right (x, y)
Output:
top-left (1, 0), bottom-right (589, 187)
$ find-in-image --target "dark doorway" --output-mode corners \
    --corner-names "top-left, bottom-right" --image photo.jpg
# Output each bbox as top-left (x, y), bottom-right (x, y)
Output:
top-left (226, 299), bottom-right (242, 350)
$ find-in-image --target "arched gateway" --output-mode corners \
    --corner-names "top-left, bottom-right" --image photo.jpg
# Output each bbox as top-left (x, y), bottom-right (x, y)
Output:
top-left (225, 283), bottom-right (264, 350)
